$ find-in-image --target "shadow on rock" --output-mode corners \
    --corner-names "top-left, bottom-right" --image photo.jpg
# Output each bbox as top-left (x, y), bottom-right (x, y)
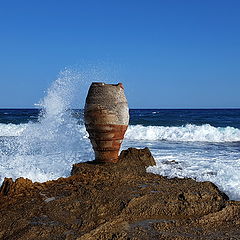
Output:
top-left (1, 148), bottom-right (239, 240)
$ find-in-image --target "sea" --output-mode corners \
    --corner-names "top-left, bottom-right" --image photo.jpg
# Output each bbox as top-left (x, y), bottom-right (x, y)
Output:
top-left (0, 70), bottom-right (240, 200)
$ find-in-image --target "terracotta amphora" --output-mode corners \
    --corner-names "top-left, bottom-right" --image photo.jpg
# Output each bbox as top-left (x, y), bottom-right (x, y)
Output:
top-left (84, 82), bottom-right (129, 163)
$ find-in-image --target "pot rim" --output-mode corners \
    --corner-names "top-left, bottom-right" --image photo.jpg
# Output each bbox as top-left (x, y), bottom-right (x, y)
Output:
top-left (91, 82), bottom-right (124, 88)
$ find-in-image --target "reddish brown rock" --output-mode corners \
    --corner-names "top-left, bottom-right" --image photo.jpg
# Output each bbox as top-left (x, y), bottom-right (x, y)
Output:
top-left (71, 147), bottom-right (156, 177)
top-left (0, 148), bottom-right (239, 240)
top-left (0, 177), bottom-right (39, 197)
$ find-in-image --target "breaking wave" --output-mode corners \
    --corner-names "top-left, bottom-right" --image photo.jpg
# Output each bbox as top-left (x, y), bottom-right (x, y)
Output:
top-left (125, 124), bottom-right (240, 142)
top-left (0, 69), bottom-right (93, 182)
top-left (1, 123), bottom-right (240, 143)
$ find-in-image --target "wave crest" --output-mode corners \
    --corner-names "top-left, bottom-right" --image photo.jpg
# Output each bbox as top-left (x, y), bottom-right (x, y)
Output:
top-left (1, 123), bottom-right (240, 143)
top-left (125, 124), bottom-right (240, 142)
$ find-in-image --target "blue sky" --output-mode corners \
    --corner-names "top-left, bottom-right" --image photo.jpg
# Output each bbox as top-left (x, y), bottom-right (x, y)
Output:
top-left (0, 0), bottom-right (239, 108)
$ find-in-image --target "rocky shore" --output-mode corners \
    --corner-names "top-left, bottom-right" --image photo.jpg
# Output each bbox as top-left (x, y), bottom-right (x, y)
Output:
top-left (0, 148), bottom-right (240, 239)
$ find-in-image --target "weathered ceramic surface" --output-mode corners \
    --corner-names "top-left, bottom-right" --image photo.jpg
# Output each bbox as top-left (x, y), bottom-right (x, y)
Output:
top-left (84, 82), bottom-right (129, 163)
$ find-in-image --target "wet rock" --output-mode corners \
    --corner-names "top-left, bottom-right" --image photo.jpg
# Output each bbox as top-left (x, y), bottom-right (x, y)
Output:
top-left (0, 147), bottom-right (238, 240)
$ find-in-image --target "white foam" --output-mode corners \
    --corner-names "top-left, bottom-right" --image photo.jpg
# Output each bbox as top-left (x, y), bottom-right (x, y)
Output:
top-left (125, 124), bottom-right (240, 142)
top-left (147, 150), bottom-right (240, 200)
top-left (0, 69), bottom-right (93, 183)
top-left (123, 126), bottom-right (240, 200)
top-left (0, 123), bottom-right (28, 136)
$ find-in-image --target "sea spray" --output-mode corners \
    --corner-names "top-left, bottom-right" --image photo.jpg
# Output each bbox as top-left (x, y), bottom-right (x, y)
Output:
top-left (0, 69), bottom-right (93, 183)
top-left (0, 65), bottom-right (121, 183)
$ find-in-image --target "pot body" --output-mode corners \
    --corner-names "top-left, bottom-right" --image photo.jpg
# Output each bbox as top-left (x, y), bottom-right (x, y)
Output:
top-left (84, 82), bottom-right (129, 163)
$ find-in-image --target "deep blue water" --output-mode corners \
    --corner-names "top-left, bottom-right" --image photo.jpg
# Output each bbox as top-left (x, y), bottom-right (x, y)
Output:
top-left (1, 108), bottom-right (240, 128)
top-left (130, 109), bottom-right (240, 128)
top-left (0, 109), bottom-right (39, 124)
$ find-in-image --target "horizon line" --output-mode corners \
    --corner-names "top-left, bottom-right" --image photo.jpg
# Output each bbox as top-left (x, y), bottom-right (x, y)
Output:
top-left (0, 107), bottom-right (240, 110)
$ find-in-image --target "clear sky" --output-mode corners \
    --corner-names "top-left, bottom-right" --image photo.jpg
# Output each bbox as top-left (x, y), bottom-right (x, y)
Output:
top-left (0, 0), bottom-right (239, 108)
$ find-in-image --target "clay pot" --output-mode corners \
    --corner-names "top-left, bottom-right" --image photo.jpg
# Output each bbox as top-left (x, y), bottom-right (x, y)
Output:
top-left (84, 82), bottom-right (129, 163)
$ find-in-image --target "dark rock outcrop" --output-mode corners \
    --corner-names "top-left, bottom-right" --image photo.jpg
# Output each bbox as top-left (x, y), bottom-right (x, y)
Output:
top-left (71, 147), bottom-right (156, 176)
top-left (0, 177), bottom-right (37, 196)
top-left (0, 147), bottom-right (239, 240)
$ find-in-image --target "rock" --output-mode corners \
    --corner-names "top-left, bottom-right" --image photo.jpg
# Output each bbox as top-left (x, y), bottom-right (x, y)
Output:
top-left (0, 147), bottom-right (239, 240)
top-left (77, 218), bottom-right (129, 240)
top-left (0, 178), bottom-right (13, 196)
top-left (71, 147), bottom-right (156, 177)
top-left (0, 177), bottom-right (35, 196)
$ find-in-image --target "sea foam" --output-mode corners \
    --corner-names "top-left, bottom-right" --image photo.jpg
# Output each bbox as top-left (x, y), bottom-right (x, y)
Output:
top-left (0, 123), bottom-right (28, 137)
top-left (126, 124), bottom-right (240, 142)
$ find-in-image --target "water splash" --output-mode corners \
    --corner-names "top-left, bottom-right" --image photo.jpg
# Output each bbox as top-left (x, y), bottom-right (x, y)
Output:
top-left (0, 68), bottom-right (93, 182)
top-left (38, 68), bottom-right (81, 120)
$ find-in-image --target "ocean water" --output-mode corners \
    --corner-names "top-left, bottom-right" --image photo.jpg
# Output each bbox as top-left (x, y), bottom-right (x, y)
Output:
top-left (0, 71), bottom-right (240, 200)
